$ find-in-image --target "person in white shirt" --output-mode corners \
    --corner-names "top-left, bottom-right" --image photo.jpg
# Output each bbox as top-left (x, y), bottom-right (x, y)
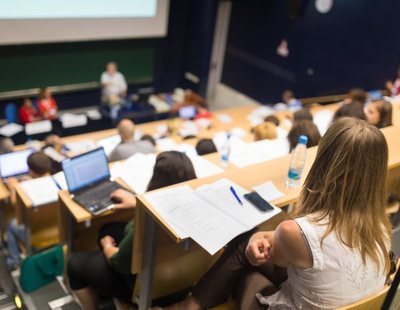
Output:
top-left (101, 62), bottom-right (128, 109)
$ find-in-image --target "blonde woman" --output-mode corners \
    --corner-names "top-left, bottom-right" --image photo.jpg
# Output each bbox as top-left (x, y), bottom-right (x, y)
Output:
top-left (254, 122), bottom-right (277, 141)
top-left (159, 117), bottom-right (391, 310)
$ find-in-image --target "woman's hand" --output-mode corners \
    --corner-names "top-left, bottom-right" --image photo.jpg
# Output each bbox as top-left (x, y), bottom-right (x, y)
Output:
top-left (110, 189), bottom-right (136, 209)
top-left (100, 235), bottom-right (116, 249)
top-left (245, 231), bottom-right (272, 266)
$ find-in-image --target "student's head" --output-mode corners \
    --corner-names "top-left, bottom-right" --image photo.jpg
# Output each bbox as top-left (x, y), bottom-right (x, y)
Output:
top-left (296, 117), bottom-right (391, 273)
top-left (195, 139), bottom-right (217, 156)
top-left (0, 138), bottom-right (14, 154)
top-left (140, 134), bottom-right (156, 147)
top-left (348, 88), bottom-right (367, 105)
top-left (147, 151), bottom-right (197, 191)
top-left (253, 122), bottom-right (277, 141)
top-left (293, 108), bottom-right (313, 122)
top-left (365, 100), bottom-right (393, 128)
top-left (117, 119), bottom-right (135, 143)
top-left (106, 62), bottom-right (117, 75)
top-left (23, 98), bottom-right (33, 108)
top-left (282, 90), bottom-right (295, 103)
top-left (332, 102), bottom-right (366, 123)
top-left (288, 120), bottom-right (321, 151)
top-left (27, 152), bottom-right (52, 178)
top-left (264, 115), bottom-right (280, 127)
top-left (38, 87), bottom-right (51, 100)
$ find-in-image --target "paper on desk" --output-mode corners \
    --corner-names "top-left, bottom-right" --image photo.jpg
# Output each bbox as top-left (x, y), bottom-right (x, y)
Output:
top-left (144, 185), bottom-right (243, 254)
top-left (20, 176), bottom-right (60, 207)
top-left (86, 109), bottom-right (102, 120)
top-left (217, 114), bottom-right (233, 124)
top-left (187, 154), bottom-right (224, 178)
top-left (156, 138), bottom-right (177, 152)
top-left (118, 153), bottom-right (156, 194)
top-left (212, 132), bottom-right (246, 152)
top-left (252, 181), bottom-right (284, 202)
top-left (61, 113), bottom-right (88, 128)
top-left (25, 120), bottom-right (52, 135)
top-left (43, 146), bottom-right (66, 163)
top-left (313, 110), bottom-right (333, 136)
top-left (52, 171), bottom-right (68, 190)
top-left (96, 135), bottom-right (121, 156)
top-left (195, 178), bottom-right (281, 229)
top-left (0, 123), bottom-right (24, 137)
top-left (65, 140), bottom-right (97, 154)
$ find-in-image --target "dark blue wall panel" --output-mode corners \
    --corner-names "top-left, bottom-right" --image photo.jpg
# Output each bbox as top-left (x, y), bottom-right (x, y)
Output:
top-left (222, 0), bottom-right (400, 102)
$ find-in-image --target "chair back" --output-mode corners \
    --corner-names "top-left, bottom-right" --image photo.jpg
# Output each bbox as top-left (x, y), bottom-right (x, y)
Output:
top-left (5, 103), bottom-right (18, 123)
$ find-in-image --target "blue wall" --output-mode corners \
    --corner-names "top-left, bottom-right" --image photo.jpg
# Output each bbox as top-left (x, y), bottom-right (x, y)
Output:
top-left (222, 0), bottom-right (400, 102)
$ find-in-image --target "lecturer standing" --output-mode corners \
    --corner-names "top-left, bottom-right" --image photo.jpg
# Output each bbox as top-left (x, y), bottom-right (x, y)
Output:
top-left (100, 62), bottom-right (127, 119)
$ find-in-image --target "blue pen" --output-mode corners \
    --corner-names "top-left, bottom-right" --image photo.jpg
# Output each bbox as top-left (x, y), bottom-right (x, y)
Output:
top-left (230, 186), bottom-right (243, 206)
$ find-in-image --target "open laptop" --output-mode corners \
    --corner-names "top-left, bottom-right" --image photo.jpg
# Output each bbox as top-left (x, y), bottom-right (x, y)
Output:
top-left (62, 147), bottom-right (123, 215)
top-left (0, 149), bottom-right (33, 178)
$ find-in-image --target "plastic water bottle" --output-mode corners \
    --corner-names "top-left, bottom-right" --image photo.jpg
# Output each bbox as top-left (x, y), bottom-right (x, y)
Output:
top-left (220, 133), bottom-right (231, 167)
top-left (286, 135), bottom-right (308, 188)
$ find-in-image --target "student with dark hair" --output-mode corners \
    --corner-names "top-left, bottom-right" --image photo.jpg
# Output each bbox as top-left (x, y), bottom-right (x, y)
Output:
top-left (140, 134), bottom-right (156, 147)
top-left (6, 152), bottom-right (52, 269)
top-left (264, 115), bottom-right (280, 127)
top-left (195, 139), bottom-right (217, 156)
top-left (67, 151), bottom-right (197, 310)
top-left (343, 88), bottom-right (367, 105)
top-left (293, 108), bottom-right (313, 122)
top-left (287, 120), bottom-right (321, 151)
top-left (159, 118), bottom-right (392, 310)
top-left (332, 102), bottom-right (366, 123)
top-left (365, 100), bottom-right (393, 129)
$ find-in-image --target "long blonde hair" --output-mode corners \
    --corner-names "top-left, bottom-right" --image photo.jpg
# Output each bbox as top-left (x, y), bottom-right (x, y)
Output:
top-left (295, 117), bottom-right (391, 273)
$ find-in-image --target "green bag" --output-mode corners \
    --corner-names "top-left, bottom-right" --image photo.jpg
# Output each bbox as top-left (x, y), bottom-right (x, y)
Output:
top-left (19, 245), bottom-right (64, 293)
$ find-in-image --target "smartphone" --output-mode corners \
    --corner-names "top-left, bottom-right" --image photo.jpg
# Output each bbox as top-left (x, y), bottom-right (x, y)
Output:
top-left (244, 191), bottom-right (274, 212)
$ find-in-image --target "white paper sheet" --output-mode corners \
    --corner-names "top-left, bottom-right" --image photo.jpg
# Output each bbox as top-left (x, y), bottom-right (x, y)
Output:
top-left (0, 123), bottom-right (24, 137)
top-left (252, 181), bottom-right (285, 202)
top-left (187, 154), bottom-right (224, 178)
top-left (65, 140), bottom-right (97, 154)
top-left (61, 113), bottom-right (88, 128)
top-left (217, 114), bottom-right (233, 124)
top-left (118, 153), bottom-right (156, 194)
top-left (43, 146), bottom-right (66, 163)
top-left (52, 171), bottom-right (68, 190)
top-left (313, 110), bottom-right (334, 136)
top-left (96, 135), bottom-right (121, 156)
top-left (25, 120), bottom-right (52, 135)
top-left (20, 176), bottom-right (60, 206)
top-left (86, 109), bottom-right (102, 120)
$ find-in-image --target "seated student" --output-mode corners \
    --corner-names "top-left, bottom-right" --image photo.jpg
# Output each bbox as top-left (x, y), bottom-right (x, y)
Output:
top-left (332, 102), bottom-right (366, 122)
top-left (38, 87), bottom-right (58, 120)
top-left (159, 117), bottom-right (392, 310)
top-left (0, 137), bottom-right (14, 154)
top-left (386, 66), bottom-right (400, 97)
top-left (67, 151), bottom-right (197, 310)
top-left (195, 139), bottom-right (217, 155)
top-left (140, 134), bottom-right (157, 147)
top-left (287, 120), bottom-right (321, 151)
top-left (6, 152), bottom-right (52, 269)
top-left (108, 119), bottom-right (155, 162)
top-left (274, 90), bottom-right (302, 111)
top-left (365, 100), bottom-right (393, 129)
top-left (253, 122), bottom-right (277, 141)
top-left (264, 115), bottom-right (280, 127)
top-left (293, 108), bottom-right (313, 122)
top-left (18, 98), bottom-right (40, 124)
top-left (342, 88), bottom-right (367, 106)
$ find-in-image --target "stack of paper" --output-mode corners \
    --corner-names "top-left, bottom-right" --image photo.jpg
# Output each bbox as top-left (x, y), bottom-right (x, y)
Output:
top-left (0, 123), bottom-right (24, 137)
top-left (60, 113), bottom-right (88, 128)
top-left (25, 120), bottom-right (52, 135)
top-left (20, 176), bottom-right (60, 207)
top-left (144, 178), bottom-right (281, 255)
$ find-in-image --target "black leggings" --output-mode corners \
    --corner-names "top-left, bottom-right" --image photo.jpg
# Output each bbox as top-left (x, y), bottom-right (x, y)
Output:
top-left (67, 222), bottom-right (135, 302)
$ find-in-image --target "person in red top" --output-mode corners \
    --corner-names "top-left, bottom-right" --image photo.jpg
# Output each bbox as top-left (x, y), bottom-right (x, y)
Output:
top-left (18, 98), bottom-right (40, 124)
top-left (38, 87), bottom-right (58, 120)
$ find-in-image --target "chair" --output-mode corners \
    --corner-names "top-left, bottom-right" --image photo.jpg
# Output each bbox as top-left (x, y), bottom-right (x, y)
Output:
top-left (5, 103), bottom-right (18, 123)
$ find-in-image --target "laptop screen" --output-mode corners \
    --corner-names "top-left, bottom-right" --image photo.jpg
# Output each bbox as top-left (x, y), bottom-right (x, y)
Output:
top-left (62, 148), bottom-right (110, 193)
top-left (0, 149), bottom-right (33, 178)
top-left (179, 105), bottom-right (196, 119)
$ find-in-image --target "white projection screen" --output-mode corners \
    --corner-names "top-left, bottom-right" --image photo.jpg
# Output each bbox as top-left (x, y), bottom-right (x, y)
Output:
top-left (0, 0), bottom-right (169, 45)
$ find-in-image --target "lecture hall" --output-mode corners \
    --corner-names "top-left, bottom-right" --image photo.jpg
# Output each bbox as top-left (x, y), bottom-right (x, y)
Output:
top-left (0, 0), bottom-right (399, 309)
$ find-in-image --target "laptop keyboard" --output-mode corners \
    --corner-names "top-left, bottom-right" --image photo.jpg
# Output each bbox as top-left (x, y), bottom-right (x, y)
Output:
top-left (76, 182), bottom-right (121, 214)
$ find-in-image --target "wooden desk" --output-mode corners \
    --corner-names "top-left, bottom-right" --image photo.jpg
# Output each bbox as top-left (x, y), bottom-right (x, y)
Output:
top-left (13, 183), bottom-right (59, 252)
top-left (58, 189), bottom-right (135, 256)
top-left (0, 180), bottom-right (11, 239)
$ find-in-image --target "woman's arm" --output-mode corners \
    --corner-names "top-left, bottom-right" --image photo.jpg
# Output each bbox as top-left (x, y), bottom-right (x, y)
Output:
top-left (100, 236), bottom-right (119, 263)
top-left (246, 220), bottom-right (313, 269)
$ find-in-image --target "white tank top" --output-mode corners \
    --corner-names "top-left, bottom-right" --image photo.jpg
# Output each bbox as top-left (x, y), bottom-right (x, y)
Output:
top-left (257, 215), bottom-right (387, 309)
